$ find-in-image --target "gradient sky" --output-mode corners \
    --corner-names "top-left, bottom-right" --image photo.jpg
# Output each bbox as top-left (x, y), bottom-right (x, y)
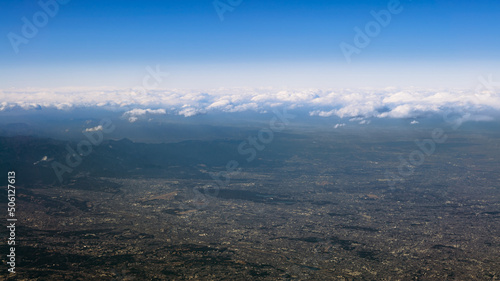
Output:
top-left (1, 0), bottom-right (499, 89)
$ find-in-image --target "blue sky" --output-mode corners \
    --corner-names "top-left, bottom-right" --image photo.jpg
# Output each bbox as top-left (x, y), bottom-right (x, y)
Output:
top-left (1, 0), bottom-right (499, 89)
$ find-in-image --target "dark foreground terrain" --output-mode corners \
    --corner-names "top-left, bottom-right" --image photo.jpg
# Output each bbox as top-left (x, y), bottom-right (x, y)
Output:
top-left (1, 125), bottom-right (499, 280)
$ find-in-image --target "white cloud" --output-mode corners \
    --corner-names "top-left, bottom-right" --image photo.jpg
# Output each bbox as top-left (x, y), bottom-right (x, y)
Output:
top-left (0, 87), bottom-right (499, 123)
top-left (334, 123), bottom-right (346, 129)
top-left (206, 99), bottom-right (230, 110)
top-left (411, 120), bottom-right (419, 125)
top-left (123, 108), bottom-right (166, 117)
top-left (310, 110), bottom-right (336, 117)
top-left (33, 156), bottom-right (51, 165)
top-left (178, 107), bottom-right (203, 117)
top-left (84, 125), bottom-right (103, 132)
top-left (122, 108), bottom-right (167, 122)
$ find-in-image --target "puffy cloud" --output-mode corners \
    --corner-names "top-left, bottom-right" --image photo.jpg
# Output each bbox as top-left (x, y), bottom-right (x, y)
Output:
top-left (84, 125), bottom-right (103, 132)
top-left (33, 156), bottom-right (50, 165)
top-left (178, 107), bottom-right (203, 117)
top-left (333, 123), bottom-right (346, 129)
top-left (122, 108), bottom-right (167, 122)
top-left (310, 110), bottom-right (336, 117)
top-left (0, 87), bottom-right (499, 122)
top-left (207, 99), bottom-right (230, 110)
top-left (124, 108), bottom-right (166, 116)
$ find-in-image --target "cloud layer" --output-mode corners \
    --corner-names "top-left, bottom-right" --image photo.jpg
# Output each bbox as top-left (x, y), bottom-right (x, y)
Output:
top-left (1, 87), bottom-right (499, 122)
